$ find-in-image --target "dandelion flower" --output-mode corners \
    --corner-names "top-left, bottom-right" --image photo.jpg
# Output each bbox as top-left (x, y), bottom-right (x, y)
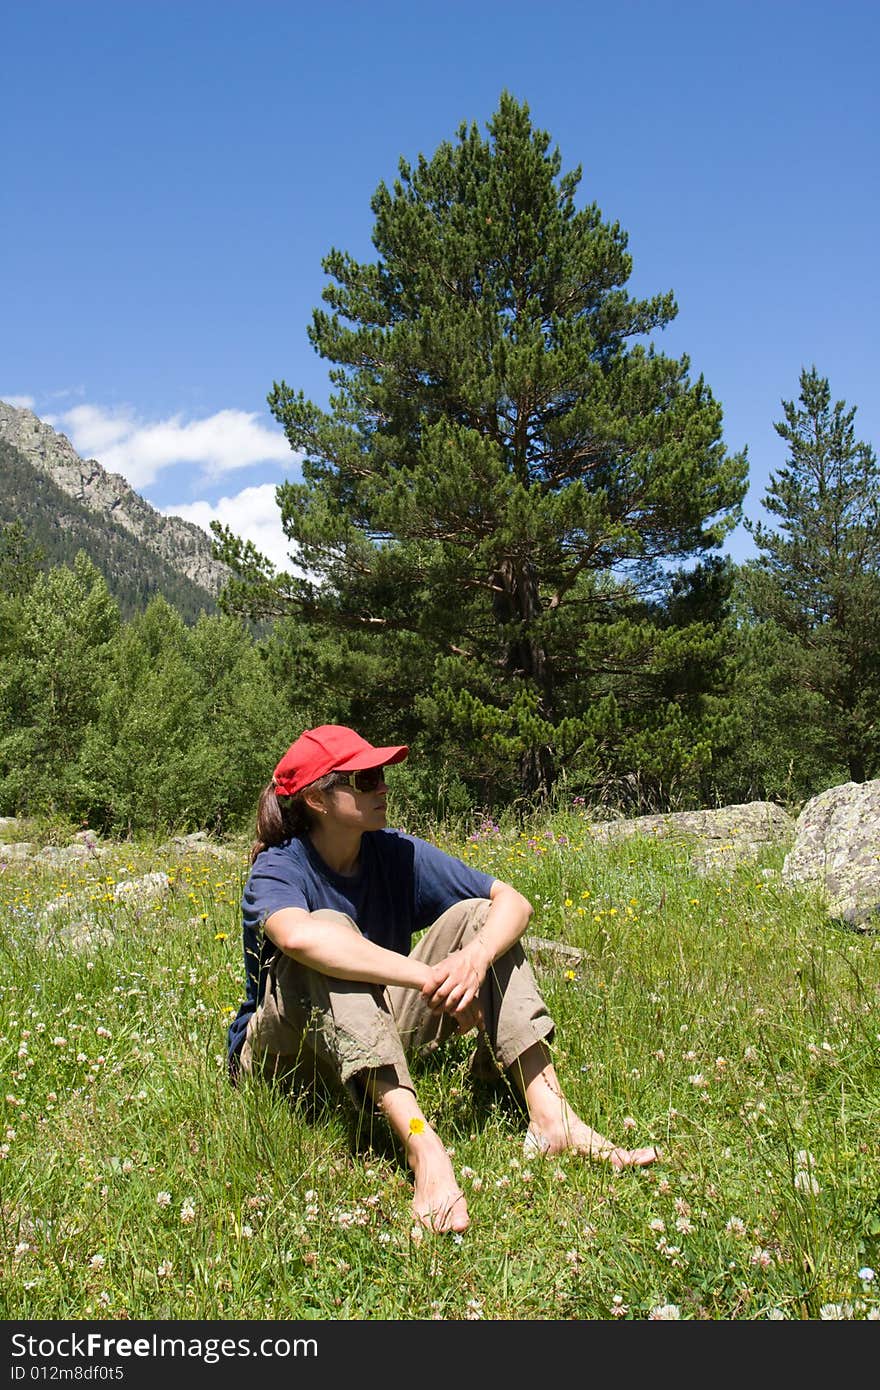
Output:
top-left (408, 1117), bottom-right (426, 1136)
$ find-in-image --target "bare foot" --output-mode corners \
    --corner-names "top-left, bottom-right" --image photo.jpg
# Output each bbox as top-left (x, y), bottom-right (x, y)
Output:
top-left (524, 1122), bottom-right (660, 1169)
top-left (409, 1133), bottom-right (470, 1233)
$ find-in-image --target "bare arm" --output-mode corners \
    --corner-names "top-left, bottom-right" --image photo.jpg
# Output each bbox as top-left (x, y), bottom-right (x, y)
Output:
top-left (264, 907), bottom-right (431, 993)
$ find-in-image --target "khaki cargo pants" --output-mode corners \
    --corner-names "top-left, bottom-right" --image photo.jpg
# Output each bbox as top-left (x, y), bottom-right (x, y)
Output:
top-left (239, 898), bottom-right (555, 1106)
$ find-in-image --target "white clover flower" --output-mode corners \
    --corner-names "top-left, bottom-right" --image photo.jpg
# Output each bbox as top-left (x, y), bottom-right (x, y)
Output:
top-left (765, 1307), bottom-right (786, 1319)
top-left (794, 1171), bottom-right (821, 1194)
top-left (180, 1199), bottom-right (196, 1225)
top-left (157, 1259), bottom-right (173, 1278)
top-left (819, 1302), bottom-right (854, 1319)
top-left (649, 1304), bottom-right (681, 1319)
top-left (857, 1266), bottom-right (875, 1283)
top-left (88, 1254), bottom-right (105, 1270)
top-left (156, 1191), bottom-right (172, 1208)
top-left (796, 1150), bottom-right (816, 1169)
top-left (52, 1037), bottom-right (67, 1048)
top-left (649, 1218), bottom-right (666, 1233)
top-left (725, 1216), bottom-right (747, 1236)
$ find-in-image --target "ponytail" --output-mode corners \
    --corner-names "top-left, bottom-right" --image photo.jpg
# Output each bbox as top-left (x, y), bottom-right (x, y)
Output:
top-left (250, 773), bottom-right (339, 863)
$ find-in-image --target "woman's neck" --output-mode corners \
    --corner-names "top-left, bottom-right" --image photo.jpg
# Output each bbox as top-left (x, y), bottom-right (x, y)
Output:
top-left (307, 824), bottom-right (363, 877)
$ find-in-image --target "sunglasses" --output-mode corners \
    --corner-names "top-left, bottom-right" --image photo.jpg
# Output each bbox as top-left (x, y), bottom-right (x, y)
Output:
top-left (332, 766), bottom-right (387, 794)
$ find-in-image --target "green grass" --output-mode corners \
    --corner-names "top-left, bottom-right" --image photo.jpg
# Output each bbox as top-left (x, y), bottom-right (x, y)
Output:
top-left (2, 812), bottom-right (879, 1320)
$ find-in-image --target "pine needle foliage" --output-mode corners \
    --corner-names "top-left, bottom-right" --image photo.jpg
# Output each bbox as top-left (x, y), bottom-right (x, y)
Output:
top-left (216, 95), bottom-right (747, 802)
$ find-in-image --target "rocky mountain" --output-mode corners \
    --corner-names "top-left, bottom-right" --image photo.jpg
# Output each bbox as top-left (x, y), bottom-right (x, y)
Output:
top-left (0, 401), bottom-right (230, 618)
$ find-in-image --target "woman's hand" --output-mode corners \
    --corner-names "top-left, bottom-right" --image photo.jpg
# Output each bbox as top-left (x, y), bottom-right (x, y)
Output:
top-left (420, 947), bottom-right (486, 1030)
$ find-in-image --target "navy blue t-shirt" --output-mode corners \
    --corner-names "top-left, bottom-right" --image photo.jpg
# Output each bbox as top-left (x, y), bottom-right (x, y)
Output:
top-left (227, 829), bottom-right (495, 1061)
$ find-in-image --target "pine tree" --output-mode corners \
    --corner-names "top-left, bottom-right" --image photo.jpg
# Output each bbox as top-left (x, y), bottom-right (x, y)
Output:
top-left (744, 367), bottom-right (880, 783)
top-left (217, 94), bottom-right (747, 800)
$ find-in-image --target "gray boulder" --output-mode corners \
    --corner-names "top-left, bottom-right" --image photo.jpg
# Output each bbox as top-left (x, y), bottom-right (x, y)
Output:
top-left (585, 801), bottom-right (795, 874)
top-left (782, 781), bottom-right (880, 928)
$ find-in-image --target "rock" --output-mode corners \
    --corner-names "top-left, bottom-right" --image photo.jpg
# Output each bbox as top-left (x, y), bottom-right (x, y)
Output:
top-left (524, 934), bottom-right (585, 965)
top-left (113, 871), bottom-right (171, 903)
top-left (585, 801), bottom-right (795, 873)
top-left (37, 843), bottom-right (109, 865)
top-left (0, 842), bottom-right (35, 860)
top-left (782, 781), bottom-right (880, 928)
top-left (164, 831), bottom-right (240, 861)
top-left (38, 896), bottom-right (115, 952)
top-left (0, 400), bottom-right (230, 595)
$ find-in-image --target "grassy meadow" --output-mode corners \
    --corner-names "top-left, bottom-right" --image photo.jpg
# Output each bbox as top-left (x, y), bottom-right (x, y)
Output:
top-left (1, 810), bottom-right (879, 1321)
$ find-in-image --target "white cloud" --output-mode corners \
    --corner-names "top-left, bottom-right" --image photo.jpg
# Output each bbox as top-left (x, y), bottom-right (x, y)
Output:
top-left (164, 485), bottom-right (295, 574)
top-left (2, 394), bottom-right (36, 409)
top-left (53, 402), bottom-right (295, 489)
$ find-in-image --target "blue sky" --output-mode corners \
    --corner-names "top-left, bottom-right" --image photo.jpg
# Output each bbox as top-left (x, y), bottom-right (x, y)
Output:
top-left (2, 0), bottom-right (877, 569)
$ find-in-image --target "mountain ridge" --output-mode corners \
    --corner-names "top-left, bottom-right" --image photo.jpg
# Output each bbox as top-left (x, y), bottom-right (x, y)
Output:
top-left (0, 403), bottom-right (233, 619)
top-left (0, 401), bottom-right (230, 599)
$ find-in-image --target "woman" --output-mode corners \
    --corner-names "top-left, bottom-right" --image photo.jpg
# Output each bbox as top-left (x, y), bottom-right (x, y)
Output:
top-left (228, 724), bottom-right (658, 1233)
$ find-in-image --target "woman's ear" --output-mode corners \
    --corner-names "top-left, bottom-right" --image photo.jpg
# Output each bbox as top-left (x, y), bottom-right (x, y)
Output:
top-left (303, 786), bottom-right (328, 818)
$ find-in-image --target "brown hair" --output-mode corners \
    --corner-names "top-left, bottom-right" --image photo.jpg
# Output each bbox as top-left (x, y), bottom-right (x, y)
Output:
top-left (250, 773), bottom-right (340, 863)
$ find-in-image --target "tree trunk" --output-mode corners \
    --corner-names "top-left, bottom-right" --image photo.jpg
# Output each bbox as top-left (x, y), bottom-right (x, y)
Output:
top-left (493, 556), bottom-right (556, 800)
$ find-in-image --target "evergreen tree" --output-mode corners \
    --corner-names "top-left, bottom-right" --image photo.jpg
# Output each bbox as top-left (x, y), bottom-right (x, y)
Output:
top-left (80, 599), bottom-right (299, 833)
top-left (217, 95), bottom-right (747, 800)
top-left (744, 367), bottom-right (880, 783)
top-left (0, 552), bottom-right (119, 814)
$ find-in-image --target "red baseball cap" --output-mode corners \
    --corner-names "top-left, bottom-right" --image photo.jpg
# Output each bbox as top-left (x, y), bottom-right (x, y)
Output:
top-left (272, 725), bottom-right (409, 797)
